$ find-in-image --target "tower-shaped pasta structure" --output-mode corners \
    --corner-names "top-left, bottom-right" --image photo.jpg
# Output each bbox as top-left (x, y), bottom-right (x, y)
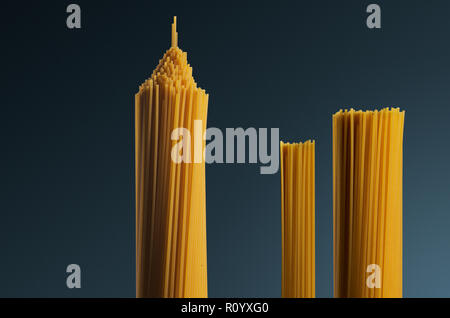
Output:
top-left (333, 108), bottom-right (404, 297)
top-left (280, 140), bottom-right (315, 298)
top-left (135, 17), bottom-right (208, 298)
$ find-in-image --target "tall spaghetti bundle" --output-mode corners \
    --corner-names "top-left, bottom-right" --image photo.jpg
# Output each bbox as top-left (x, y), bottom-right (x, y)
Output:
top-left (280, 140), bottom-right (315, 298)
top-left (333, 108), bottom-right (404, 298)
top-left (135, 17), bottom-right (208, 298)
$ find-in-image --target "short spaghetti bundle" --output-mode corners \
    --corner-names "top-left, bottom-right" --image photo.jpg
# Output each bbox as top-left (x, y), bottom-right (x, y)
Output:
top-left (280, 140), bottom-right (315, 298)
top-left (333, 108), bottom-right (404, 298)
top-left (135, 17), bottom-right (208, 298)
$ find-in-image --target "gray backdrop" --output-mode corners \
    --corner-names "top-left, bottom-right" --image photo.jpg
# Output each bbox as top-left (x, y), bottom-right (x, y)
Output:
top-left (1, 0), bottom-right (449, 297)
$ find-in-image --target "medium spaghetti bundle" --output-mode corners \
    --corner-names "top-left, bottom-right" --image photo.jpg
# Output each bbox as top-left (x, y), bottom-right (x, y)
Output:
top-left (280, 140), bottom-right (315, 298)
top-left (333, 108), bottom-right (404, 298)
top-left (135, 17), bottom-right (208, 298)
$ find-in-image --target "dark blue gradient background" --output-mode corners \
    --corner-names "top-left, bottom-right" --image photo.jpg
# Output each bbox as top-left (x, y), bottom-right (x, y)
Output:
top-left (1, 0), bottom-right (449, 297)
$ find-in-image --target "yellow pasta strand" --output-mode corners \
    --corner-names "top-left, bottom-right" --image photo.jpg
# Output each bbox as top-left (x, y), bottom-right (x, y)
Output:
top-left (333, 108), bottom-right (404, 298)
top-left (281, 140), bottom-right (315, 298)
top-left (135, 17), bottom-right (208, 298)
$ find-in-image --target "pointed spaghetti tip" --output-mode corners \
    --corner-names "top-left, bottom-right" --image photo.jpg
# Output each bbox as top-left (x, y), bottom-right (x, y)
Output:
top-left (171, 16), bottom-right (178, 48)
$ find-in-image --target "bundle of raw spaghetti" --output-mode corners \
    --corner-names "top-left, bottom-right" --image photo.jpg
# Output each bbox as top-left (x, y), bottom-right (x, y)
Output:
top-left (280, 140), bottom-right (315, 298)
top-left (135, 17), bottom-right (208, 298)
top-left (333, 108), bottom-right (404, 298)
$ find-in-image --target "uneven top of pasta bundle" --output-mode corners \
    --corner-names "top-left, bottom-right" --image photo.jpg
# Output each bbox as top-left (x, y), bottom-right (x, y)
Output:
top-left (280, 140), bottom-right (315, 147)
top-left (333, 107), bottom-right (404, 117)
top-left (139, 17), bottom-right (204, 93)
